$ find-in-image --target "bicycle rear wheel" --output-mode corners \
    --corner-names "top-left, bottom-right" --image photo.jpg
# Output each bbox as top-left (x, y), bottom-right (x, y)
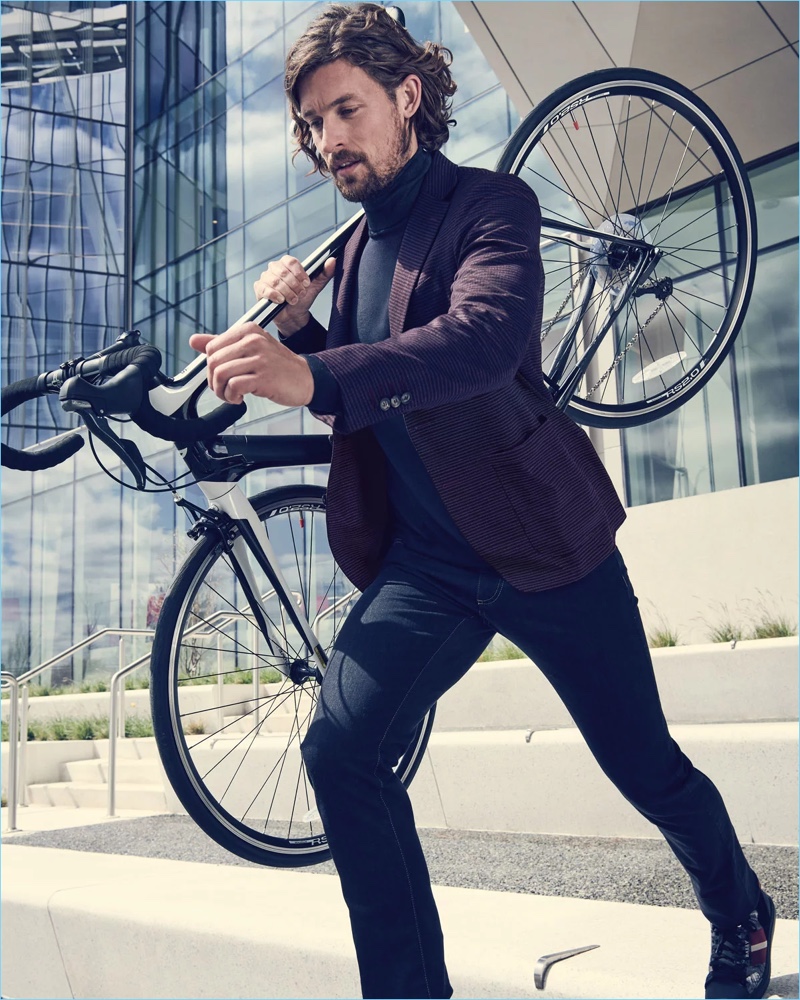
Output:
top-left (498, 68), bottom-right (756, 428)
top-left (150, 483), bottom-right (435, 867)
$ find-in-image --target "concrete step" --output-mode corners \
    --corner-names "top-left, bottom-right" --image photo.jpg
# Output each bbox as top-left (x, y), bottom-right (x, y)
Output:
top-left (27, 782), bottom-right (168, 811)
top-left (93, 737), bottom-right (160, 761)
top-left (218, 713), bottom-right (298, 735)
top-left (27, 783), bottom-right (78, 808)
top-left (15, 723), bottom-right (797, 848)
top-left (62, 758), bottom-right (163, 785)
top-left (3, 845), bottom-right (798, 999)
top-left (407, 721), bottom-right (798, 845)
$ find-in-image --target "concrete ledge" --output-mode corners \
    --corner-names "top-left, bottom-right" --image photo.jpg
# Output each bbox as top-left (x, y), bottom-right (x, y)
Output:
top-left (2, 844), bottom-right (797, 999)
top-left (408, 722), bottom-right (798, 845)
top-left (5, 637), bottom-right (795, 737)
top-left (435, 637), bottom-right (799, 732)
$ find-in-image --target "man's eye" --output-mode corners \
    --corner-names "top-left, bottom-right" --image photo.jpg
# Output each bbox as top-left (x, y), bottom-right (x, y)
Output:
top-left (340, 107), bottom-right (355, 117)
top-left (309, 120), bottom-right (322, 132)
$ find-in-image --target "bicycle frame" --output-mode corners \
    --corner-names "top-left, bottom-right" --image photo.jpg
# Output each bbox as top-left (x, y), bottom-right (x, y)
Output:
top-left (191, 478), bottom-right (329, 680)
top-left (538, 219), bottom-right (661, 407)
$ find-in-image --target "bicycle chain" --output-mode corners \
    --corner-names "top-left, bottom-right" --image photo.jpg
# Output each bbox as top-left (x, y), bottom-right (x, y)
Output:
top-left (585, 298), bottom-right (665, 399)
top-left (543, 270), bottom-right (667, 400)
top-left (541, 271), bottom-right (585, 342)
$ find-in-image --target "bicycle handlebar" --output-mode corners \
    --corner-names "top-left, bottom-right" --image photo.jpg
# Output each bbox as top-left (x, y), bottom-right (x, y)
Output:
top-left (1, 336), bottom-right (245, 478)
top-left (1, 206), bottom-right (366, 478)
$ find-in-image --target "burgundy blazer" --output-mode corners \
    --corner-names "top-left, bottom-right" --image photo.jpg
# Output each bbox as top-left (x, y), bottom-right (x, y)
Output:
top-left (286, 151), bottom-right (625, 592)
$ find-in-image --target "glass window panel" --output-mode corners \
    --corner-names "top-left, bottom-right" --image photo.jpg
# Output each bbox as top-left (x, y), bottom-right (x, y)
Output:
top-left (289, 145), bottom-right (321, 198)
top-left (242, 31), bottom-right (284, 101)
top-left (621, 151), bottom-right (798, 506)
top-left (225, 2), bottom-right (244, 62)
top-left (176, 251), bottom-right (204, 303)
top-left (446, 88), bottom-right (512, 165)
top-left (243, 78), bottom-right (288, 211)
top-left (245, 205), bottom-right (288, 268)
top-left (736, 243), bottom-right (799, 486)
top-left (241, 2), bottom-right (288, 56)
top-left (750, 153), bottom-right (799, 249)
top-left (220, 272), bottom-right (247, 327)
top-left (175, 169), bottom-right (200, 257)
top-left (403, 2), bottom-right (440, 48)
top-left (284, 3), bottom-right (324, 42)
top-left (461, 144), bottom-right (507, 171)
top-left (442, 4), bottom-right (499, 108)
top-left (225, 102), bottom-right (245, 229)
top-left (288, 181), bottom-right (334, 246)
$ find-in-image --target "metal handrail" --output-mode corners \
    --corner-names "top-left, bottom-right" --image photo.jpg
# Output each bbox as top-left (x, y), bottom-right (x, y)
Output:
top-left (106, 593), bottom-right (304, 816)
top-left (16, 628), bottom-right (155, 807)
top-left (4, 589), bottom-right (319, 823)
top-left (314, 589), bottom-right (358, 625)
top-left (1, 671), bottom-right (20, 831)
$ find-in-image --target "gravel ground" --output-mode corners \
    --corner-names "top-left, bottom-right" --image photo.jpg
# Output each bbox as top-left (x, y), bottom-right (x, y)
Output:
top-left (8, 815), bottom-right (798, 919)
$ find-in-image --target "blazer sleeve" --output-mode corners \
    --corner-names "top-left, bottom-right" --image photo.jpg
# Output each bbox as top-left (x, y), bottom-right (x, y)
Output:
top-left (278, 314), bottom-right (328, 355)
top-left (309, 174), bottom-right (543, 436)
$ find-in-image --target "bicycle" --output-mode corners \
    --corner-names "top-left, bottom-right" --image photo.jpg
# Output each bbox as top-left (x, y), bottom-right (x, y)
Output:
top-left (1, 69), bottom-right (756, 867)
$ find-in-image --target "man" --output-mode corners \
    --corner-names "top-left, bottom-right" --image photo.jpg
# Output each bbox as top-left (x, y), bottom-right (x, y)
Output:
top-left (189, 5), bottom-right (774, 999)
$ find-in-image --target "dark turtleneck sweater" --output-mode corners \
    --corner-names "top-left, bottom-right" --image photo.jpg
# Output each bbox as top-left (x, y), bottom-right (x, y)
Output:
top-left (305, 148), bottom-right (487, 570)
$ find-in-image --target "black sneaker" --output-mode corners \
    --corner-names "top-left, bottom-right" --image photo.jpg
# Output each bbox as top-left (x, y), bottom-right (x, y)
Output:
top-left (705, 890), bottom-right (775, 999)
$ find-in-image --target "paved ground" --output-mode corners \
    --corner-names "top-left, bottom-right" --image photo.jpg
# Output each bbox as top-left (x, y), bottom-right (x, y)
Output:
top-left (8, 814), bottom-right (798, 918)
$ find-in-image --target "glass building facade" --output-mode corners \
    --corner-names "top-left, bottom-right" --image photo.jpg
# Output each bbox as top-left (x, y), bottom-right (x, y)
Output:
top-left (1, 1), bottom-right (128, 681)
top-left (0, 0), bottom-right (520, 681)
top-left (1, 0), bottom-right (797, 682)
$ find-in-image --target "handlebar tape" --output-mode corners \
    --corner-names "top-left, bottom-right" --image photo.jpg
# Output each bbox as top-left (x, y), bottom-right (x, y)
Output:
top-left (1, 375), bottom-right (46, 417)
top-left (94, 344), bottom-right (162, 378)
top-left (133, 395), bottom-right (246, 445)
top-left (1, 430), bottom-right (84, 471)
top-left (1, 375), bottom-right (85, 471)
top-left (76, 342), bottom-right (245, 443)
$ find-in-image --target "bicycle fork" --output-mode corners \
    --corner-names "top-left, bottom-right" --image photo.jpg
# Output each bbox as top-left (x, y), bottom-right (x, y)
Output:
top-left (196, 481), bottom-right (328, 682)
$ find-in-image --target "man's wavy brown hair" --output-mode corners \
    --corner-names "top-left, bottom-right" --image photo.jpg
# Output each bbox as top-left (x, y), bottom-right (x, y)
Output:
top-left (284, 3), bottom-right (457, 175)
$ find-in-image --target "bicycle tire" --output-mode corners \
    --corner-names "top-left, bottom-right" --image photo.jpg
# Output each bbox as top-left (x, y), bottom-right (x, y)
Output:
top-left (150, 483), bottom-right (435, 867)
top-left (497, 68), bottom-right (757, 428)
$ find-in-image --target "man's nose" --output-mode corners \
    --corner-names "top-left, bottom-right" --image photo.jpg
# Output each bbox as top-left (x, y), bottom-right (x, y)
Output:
top-left (318, 121), bottom-right (345, 158)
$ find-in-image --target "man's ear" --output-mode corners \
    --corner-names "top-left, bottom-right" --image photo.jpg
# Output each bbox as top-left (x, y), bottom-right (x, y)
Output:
top-left (397, 74), bottom-right (422, 119)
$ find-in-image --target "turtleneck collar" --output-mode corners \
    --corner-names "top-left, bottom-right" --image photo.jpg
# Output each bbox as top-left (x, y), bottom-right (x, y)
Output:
top-left (362, 148), bottom-right (432, 237)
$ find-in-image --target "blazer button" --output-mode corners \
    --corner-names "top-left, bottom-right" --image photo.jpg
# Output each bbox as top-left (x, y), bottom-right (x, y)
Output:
top-left (390, 396), bottom-right (401, 408)
top-left (400, 392), bottom-right (411, 404)
top-left (380, 398), bottom-right (391, 411)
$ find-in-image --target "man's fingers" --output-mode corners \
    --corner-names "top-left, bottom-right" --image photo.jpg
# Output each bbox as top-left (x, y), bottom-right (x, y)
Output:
top-left (310, 256), bottom-right (337, 290)
top-left (254, 256), bottom-right (309, 302)
top-left (190, 333), bottom-right (214, 353)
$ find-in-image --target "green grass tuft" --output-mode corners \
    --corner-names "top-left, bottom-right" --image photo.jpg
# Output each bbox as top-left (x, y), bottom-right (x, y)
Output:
top-left (478, 638), bottom-right (526, 662)
top-left (1, 714), bottom-right (154, 742)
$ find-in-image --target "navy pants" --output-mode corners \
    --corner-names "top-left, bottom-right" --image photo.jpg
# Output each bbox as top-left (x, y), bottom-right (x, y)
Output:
top-left (301, 544), bottom-right (760, 999)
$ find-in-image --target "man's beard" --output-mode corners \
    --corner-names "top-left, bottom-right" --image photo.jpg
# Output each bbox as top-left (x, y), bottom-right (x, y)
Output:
top-left (330, 112), bottom-right (412, 203)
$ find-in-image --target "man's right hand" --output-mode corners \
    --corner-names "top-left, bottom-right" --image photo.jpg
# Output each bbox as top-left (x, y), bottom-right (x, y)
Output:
top-left (253, 255), bottom-right (336, 337)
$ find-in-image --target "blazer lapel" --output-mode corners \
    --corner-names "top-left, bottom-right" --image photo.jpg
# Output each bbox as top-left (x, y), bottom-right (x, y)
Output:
top-left (388, 153), bottom-right (459, 338)
top-left (327, 216), bottom-right (368, 349)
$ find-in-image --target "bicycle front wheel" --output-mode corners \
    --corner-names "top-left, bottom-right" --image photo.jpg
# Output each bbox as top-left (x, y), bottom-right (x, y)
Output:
top-left (150, 484), bottom-right (435, 867)
top-left (498, 68), bottom-right (757, 427)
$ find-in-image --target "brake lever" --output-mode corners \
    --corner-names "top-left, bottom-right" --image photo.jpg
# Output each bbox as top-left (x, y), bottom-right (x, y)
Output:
top-left (68, 402), bottom-right (147, 489)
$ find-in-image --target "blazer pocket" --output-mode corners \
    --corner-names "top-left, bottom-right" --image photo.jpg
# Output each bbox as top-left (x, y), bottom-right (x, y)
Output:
top-left (490, 416), bottom-right (594, 563)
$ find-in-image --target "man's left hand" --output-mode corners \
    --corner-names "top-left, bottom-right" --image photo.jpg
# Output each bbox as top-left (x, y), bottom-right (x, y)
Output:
top-left (190, 323), bottom-right (314, 407)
